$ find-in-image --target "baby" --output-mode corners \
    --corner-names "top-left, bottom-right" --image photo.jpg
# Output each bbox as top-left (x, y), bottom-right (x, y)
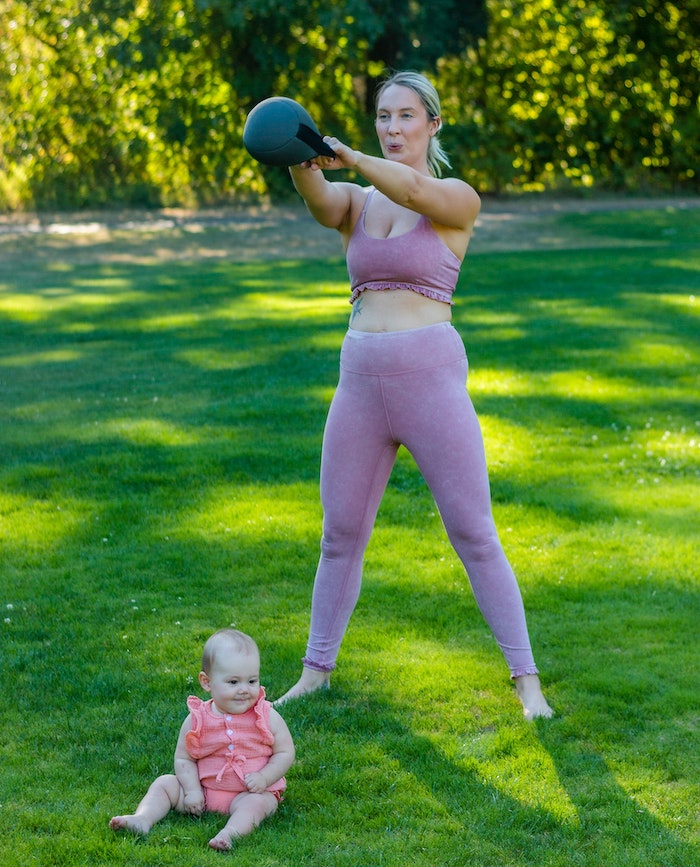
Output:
top-left (110, 628), bottom-right (295, 850)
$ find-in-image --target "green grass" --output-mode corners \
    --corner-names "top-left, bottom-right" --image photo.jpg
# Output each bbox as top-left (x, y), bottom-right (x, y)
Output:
top-left (0, 204), bottom-right (698, 865)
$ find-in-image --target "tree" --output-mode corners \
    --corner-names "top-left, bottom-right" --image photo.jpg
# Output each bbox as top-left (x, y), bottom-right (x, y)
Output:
top-left (0, 0), bottom-right (696, 208)
top-left (438, 0), bottom-right (698, 192)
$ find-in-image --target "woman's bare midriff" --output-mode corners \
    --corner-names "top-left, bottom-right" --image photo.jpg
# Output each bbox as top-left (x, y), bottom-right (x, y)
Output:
top-left (348, 288), bottom-right (452, 333)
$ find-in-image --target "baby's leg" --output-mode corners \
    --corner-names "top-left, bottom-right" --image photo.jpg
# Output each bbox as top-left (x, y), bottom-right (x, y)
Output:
top-left (208, 791), bottom-right (279, 851)
top-left (109, 774), bottom-right (183, 835)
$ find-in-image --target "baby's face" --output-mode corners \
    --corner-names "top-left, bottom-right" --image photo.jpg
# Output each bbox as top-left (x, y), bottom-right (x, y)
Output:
top-left (201, 649), bottom-right (261, 716)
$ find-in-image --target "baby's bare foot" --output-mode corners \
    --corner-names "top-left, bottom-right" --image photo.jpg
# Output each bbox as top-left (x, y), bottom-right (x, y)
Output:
top-left (209, 830), bottom-right (240, 851)
top-left (514, 674), bottom-right (554, 720)
top-left (109, 815), bottom-right (152, 835)
top-left (274, 668), bottom-right (330, 706)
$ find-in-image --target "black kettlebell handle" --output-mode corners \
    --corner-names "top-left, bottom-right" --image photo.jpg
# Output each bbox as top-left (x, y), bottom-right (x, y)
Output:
top-left (296, 123), bottom-right (336, 159)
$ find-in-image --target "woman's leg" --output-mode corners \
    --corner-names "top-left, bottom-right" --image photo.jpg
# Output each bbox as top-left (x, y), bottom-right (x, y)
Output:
top-left (377, 327), bottom-right (552, 717)
top-left (401, 365), bottom-right (538, 675)
top-left (276, 356), bottom-right (398, 702)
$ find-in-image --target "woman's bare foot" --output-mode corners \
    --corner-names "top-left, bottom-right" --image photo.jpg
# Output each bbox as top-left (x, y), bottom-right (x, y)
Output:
top-left (274, 666), bottom-right (331, 706)
top-left (514, 674), bottom-right (554, 720)
top-left (109, 815), bottom-right (152, 835)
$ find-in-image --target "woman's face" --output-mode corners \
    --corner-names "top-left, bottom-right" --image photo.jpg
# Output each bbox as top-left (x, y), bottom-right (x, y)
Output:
top-left (375, 84), bottom-right (439, 171)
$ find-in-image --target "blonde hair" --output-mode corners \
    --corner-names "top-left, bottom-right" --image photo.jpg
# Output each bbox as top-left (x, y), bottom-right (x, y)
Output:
top-left (375, 70), bottom-right (451, 178)
top-left (201, 629), bottom-right (259, 673)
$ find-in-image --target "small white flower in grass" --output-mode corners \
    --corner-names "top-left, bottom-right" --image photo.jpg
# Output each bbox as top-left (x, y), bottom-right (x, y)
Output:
top-left (6, 604), bottom-right (13, 610)
top-left (4, 618), bottom-right (11, 624)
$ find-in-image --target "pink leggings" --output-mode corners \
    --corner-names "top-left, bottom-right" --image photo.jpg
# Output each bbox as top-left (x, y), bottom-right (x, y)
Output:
top-left (302, 322), bottom-right (538, 678)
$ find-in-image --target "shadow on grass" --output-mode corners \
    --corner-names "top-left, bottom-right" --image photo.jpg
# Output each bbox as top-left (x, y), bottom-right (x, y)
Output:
top-left (278, 683), bottom-right (697, 866)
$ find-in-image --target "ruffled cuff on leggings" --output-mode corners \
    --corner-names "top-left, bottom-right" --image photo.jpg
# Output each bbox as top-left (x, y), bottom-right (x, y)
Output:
top-left (302, 657), bottom-right (336, 673)
top-left (510, 665), bottom-right (539, 678)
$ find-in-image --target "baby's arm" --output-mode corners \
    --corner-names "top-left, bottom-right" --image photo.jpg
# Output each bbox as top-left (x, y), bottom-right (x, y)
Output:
top-left (244, 707), bottom-right (296, 795)
top-left (174, 715), bottom-right (205, 815)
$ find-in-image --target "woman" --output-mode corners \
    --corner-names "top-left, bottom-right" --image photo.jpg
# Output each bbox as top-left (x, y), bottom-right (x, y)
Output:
top-left (276, 71), bottom-right (552, 720)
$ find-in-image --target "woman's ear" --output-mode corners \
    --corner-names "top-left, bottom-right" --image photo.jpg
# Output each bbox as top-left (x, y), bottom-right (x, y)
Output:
top-left (198, 671), bottom-right (211, 693)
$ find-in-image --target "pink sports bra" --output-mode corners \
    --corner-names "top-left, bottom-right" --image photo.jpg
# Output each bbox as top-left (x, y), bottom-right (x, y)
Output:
top-left (346, 188), bottom-right (461, 305)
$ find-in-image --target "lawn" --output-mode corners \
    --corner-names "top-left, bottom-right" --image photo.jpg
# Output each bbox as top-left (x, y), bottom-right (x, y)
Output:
top-left (0, 202), bottom-right (698, 865)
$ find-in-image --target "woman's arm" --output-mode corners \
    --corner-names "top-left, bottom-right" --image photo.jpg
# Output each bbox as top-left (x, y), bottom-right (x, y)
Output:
top-left (288, 163), bottom-right (359, 231)
top-left (313, 138), bottom-right (480, 232)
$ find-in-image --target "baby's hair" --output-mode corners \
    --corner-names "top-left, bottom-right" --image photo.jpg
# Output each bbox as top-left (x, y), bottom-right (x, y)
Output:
top-left (201, 628), bottom-right (259, 674)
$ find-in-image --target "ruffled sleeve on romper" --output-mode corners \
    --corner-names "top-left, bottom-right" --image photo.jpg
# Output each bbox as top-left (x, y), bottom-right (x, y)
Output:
top-left (184, 695), bottom-right (207, 758)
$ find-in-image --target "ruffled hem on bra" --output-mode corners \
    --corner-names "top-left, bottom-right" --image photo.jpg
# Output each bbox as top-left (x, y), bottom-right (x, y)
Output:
top-left (350, 282), bottom-right (454, 306)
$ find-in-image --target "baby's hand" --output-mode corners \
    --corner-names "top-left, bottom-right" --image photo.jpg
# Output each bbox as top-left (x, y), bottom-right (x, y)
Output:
top-left (244, 772), bottom-right (267, 794)
top-left (183, 790), bottom-right (205, 815)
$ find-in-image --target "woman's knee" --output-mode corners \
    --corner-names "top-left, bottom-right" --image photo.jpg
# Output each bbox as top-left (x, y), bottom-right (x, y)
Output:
top-left (446, 519), bottom-right (502, 563)
top-left (320, 522), bottom-right (366, 560)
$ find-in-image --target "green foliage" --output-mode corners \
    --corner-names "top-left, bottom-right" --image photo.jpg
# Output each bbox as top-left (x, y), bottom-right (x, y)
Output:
top-left (0, 0), bottom-right (257, 208)
top-left (439, 0), bottom-right (699, 193)
top-left (0, 205), bottom-right (698, 863)
top-left (0, 0), bottom-right (697, 208)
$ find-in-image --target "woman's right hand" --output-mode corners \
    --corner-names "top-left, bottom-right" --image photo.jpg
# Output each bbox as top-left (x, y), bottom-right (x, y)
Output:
top-left (300, 137), bottom-right (359, 172)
